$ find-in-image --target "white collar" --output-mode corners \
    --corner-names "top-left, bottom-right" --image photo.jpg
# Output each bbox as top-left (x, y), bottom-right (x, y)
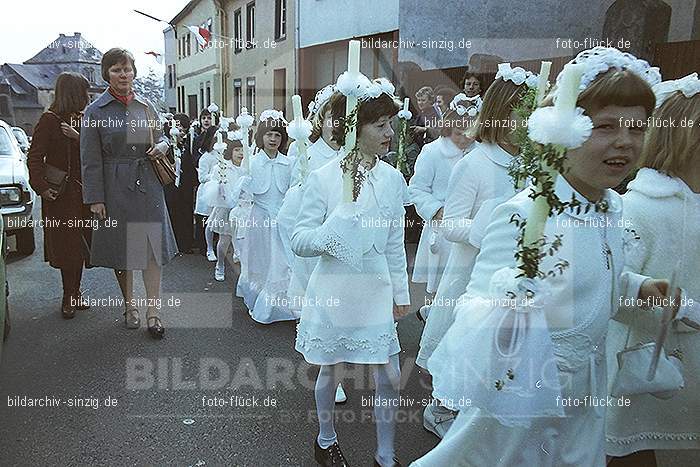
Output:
top-left (554, 174), bottom-right (622, 220)
top-left (482, 143), bottom-right (514, 168)
top-left (438, 136), bottom-right (465, 159)
top-left (314, 137), bottom-right (340, 158)
top-left (627, 168), bottom-right (694, 199)
top-left (256, 150), bottom-right (290, 165)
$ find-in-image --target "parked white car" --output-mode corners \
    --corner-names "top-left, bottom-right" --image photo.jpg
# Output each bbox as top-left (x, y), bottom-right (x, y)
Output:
top-left (11, 127), bottom-right (29, 154)
top-left (0, 120), bottom-right (36, 255)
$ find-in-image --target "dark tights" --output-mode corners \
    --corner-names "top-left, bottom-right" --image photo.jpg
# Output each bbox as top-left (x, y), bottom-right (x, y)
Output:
top-left (60, 265), bottom-right (83, 305)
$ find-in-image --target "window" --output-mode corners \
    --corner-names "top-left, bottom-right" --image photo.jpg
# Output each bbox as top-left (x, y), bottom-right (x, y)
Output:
top-left (200, 84), bottom-right (204, 110)
top-left (167, 65), bottom-right (174, 88)
top-left (233, 79), bottom-right (242, 116)
top-left (273, 68), bottom-right (286, 115)
top-left (246, 77), bottom-right (256, 116)
top-left (0, 96), bottom-right (10, 116)
top-left (246, 2), bottom-right (255, 48)
top-left (186, 33), bottom-right (191, 56)
top-left (177, 38), bottom-right (181, 59)
top-left (233, 9), bottom-right (242, 53)
top-left (206, 81), bottom-right (211, 107)
top-left (275, 0), bottom-right (286, 40)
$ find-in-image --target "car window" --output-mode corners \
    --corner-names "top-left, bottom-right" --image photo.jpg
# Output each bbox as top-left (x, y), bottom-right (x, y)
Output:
top-left (12, 128), bottom-right (28, 145)
top-left (0, 127), bottom-right (17, 155)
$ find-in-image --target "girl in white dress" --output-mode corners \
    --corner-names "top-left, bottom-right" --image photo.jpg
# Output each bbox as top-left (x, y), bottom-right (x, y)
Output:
top-left (236, 110), bottom-right (296, 323)
top-left (408, 112), bottom-right (470, 299)
top-left (414, 71), bottom-right (535, 437)
top-left (412, 48), bottom-right (679, 467)
top-left (202, 136), bottom-right (247, 281)
top-left (194, 126), bottom-right (219, 261)
top-left (278, 85), bottom-right (342, 310)
top-left (292, 85), bottom-right (409, 467)
top-left (606, 73), bottom-right (700, 465)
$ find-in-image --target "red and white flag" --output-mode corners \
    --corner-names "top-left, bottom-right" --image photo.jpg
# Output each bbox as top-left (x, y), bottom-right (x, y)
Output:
top-left (144, 51), bottom-right (163, 64)
top-left (186, 25), bottom-right (211, 48)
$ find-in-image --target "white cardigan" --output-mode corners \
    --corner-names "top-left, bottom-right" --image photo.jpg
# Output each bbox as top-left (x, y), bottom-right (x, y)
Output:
top-left (442, 142), bottom-right (514, 245)
top-left (408, 137), bottom-right (465, 221)
top-left (606, 168), bottom-right (700, 455)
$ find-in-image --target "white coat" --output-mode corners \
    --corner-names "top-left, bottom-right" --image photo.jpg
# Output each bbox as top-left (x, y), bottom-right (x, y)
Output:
top-left (292, 158), bottom-right (409, 365)
top-left (414, 175), bottom-right (652, 467)
top-left (236, 150), bottom-right (297, 323)
top-left (408, 137), bottom-right (466, 292)
top-left (278, 138), bottom-right (342, 310)
top-left (606, 168), bottom-right (700, 456)
top-left (416, 142), bottom-right (516, 368)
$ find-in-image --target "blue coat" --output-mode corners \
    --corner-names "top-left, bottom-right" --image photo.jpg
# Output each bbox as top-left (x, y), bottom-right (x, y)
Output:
top-left (80, 90), bottom-right (178, 269)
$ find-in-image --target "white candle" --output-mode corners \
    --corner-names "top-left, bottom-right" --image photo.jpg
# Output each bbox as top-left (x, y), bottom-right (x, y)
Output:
top-left (348, 40), bottom-right (360, 75)
top-left (216, 130), bottom-right (223, 144)
top-left (555, 63), bottom-right (585, 113)
top-left (403, 97), bottom-right (409, 112)
top-left (292, 95), bottom-right (303, 120)
top-left (535, 61), bottom-right (552, 105)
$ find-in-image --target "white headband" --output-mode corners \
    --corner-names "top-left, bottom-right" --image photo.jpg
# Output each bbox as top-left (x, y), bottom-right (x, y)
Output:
top-left (495, 63), bottom-right (539, 89)
top-left (308, 84), bottom-right (336, 117)
top-left (653, 72), bottom-right (700, 109)
top-left (259, 109), bottom-right (287, 124)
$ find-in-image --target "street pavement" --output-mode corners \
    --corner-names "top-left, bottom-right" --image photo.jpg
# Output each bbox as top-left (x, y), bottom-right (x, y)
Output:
top-left (0, 201), bottom-right (440, 466)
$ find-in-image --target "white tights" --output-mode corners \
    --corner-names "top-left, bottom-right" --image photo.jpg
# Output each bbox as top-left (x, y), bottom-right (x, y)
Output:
top-left (315, 354), bottom-right (400, 467)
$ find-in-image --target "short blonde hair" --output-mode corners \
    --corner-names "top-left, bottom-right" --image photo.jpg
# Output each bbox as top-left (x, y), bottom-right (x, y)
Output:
top-left (640, 91), bottom-right (700, 177)
top-left (415, 86), bottom-right (435, 101)
top-left (471, 78), bottom-right (526, 144)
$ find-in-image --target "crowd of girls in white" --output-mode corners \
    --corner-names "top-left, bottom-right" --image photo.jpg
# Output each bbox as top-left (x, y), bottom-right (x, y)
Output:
top-left (181, 46), bottom-right (699, 467)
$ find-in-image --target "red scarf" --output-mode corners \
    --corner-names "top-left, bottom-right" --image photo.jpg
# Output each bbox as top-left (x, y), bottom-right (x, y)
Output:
top-left (108, 87), bottom-right (135, 106)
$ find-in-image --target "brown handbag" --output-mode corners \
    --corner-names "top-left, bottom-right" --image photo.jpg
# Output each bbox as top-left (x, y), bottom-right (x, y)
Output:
top-left (43, 111), bottom-right (72, 197)
top-left (145, 108), bottom-right (176, 186)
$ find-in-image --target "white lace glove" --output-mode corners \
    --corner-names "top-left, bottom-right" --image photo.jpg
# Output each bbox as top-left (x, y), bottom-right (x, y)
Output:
top-left (311, 202), bottom-right (366, 271)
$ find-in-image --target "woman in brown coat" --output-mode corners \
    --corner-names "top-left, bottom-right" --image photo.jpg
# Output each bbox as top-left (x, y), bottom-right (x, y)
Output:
top-left (28, 72), bottom-right (92, 319)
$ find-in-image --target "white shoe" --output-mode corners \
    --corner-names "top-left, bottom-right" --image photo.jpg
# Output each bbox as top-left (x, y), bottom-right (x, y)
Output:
top-left (334, 383), bottom-right (347, 404)
top-left (214, 265), bottom-right (225, 281)
top-left (207, 250), bottom-right (217, 262)
top-left (423, 403), bottom-right (457, 439)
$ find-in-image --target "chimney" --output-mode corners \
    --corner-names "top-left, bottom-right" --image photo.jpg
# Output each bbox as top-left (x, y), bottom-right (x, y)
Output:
top-left (74, 32), bottom-right (81, 37)
top-left (59, 33), bottom-right (65, 37)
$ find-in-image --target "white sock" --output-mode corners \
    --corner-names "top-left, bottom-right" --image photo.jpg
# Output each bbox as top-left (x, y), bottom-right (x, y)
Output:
top-left (315, 364), bottom-right (342, 448)
top-left (374, 354), bottom-right (400, 466)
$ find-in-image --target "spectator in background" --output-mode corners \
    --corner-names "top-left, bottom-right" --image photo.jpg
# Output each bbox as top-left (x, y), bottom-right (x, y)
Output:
top-left (411, 86), bottom-right (441, 148)
top-left (462, 72), bottom-right (482, 98)
top-left (434, 86), bottom-right (457, 118)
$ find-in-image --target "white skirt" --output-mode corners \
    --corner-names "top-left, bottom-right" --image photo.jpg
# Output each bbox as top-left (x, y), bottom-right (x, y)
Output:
top-left (237, 203), bottom-right (297, 324)
top-left (207, 207), bottom-right (234, 236)
top-left (415, 241), bottom-right (478, 369)
top-left (412, 222), bottom-right (450, 293)
top-left (410, 405), bottom-right (605, 467)
top-left (194, 183), bottom-right (213, 216)
top-left (295, 250), bottom-right (400, 365)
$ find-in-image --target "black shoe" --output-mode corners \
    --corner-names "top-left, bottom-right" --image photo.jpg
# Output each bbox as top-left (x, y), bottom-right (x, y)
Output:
top-left (314, 440), bottom-right (348, 466)
top-left (146, 316), bottom-right (165, 339)
top-left (74, 292), bottom-right (90, 311)
top-left (61, 304), bottom-right (75, 320)
top-left (374, 457), bottom-right (401, 467)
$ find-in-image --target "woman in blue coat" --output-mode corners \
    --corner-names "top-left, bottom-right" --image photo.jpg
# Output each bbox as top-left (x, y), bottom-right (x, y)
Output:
top-left (80, 48), bottom-right (177, 339)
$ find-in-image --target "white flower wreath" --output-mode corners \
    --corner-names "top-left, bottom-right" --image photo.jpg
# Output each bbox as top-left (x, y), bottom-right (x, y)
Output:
top-left (563, 46), bottom-right (662, 95)
top-left (307, 84), bottom-right (337, 117)
top-left (654, 72), bottom-right (700, 108)
top-left (259, 109), bottom-right (287, 123)
top-left (495, 63), bottom-right (540, 89)
top-left (207, 103), bottom-right (219, 113)
top-left (336, 72), bottom-right (397, 102)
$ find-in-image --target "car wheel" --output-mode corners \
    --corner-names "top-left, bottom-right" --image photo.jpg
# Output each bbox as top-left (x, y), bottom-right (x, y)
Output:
top-left (15, 227), bottom-right (35, 255)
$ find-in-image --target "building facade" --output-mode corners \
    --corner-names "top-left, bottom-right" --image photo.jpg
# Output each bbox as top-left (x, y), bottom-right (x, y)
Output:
top-left (0, 33), bottom-right (105, 135)
top-left (170, 0), bottom-right (222, 121)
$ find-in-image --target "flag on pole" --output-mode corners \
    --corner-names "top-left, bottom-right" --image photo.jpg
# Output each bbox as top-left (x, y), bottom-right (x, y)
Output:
top-left (186, 26), bottom-right (211, 47)
top-left (144, 51), bottom-right (163, 65)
